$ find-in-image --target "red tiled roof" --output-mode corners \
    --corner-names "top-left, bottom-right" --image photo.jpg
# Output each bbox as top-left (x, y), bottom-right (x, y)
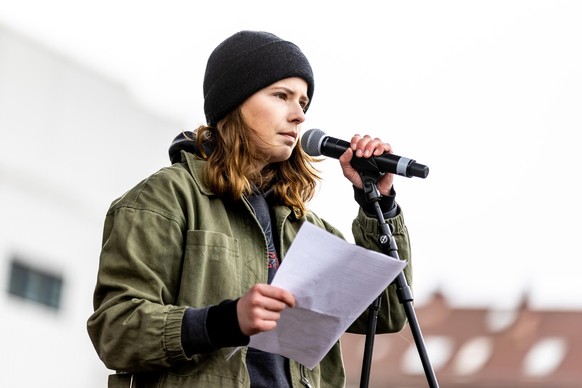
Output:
top-left (341, 292), bottom-right (582, 387)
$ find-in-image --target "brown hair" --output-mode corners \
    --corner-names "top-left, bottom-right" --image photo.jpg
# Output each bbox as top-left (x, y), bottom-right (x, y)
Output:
top-left (193, 109), bottom-right (321, 218)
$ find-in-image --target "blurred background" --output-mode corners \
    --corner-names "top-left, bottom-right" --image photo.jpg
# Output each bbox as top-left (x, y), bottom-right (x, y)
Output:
top-left (0, 1), bottom-right (580, 387)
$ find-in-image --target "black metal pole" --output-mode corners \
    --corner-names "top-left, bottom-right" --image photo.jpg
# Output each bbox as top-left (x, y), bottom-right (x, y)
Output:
top-left (358, 173), bottom-right (439, 388)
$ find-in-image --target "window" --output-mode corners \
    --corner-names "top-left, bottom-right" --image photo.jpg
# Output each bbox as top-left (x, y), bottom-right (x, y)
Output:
top-left (485, 308), bottom-right (518, 332)
top-left (8, 259), bottom-right (63, 310)
top-left (453, 336), bottom-right (493, 375)
top-left (523, 337), bottom-right (567, 377)
top-left (402, 336), bottom-right (454, 374)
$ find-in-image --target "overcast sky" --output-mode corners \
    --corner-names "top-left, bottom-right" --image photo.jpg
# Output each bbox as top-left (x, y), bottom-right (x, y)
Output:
top-left (1, 0), bottom-right (581, 310)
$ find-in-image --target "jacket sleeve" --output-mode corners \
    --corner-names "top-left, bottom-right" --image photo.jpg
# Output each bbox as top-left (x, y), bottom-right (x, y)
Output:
top-left (347, 205), bottom-right (412, 334)
top-left (86, 187), bottom-right (197, 372)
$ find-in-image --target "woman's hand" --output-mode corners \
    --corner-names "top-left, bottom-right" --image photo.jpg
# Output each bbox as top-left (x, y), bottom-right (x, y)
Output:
top-left (338, 134), bottom-right (394, 196)
top-left (237, 284), bottom-right (295, 336)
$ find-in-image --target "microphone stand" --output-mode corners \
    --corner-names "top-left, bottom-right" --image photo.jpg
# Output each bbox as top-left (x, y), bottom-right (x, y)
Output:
top-left (358, 170), bottom-right (439, 388)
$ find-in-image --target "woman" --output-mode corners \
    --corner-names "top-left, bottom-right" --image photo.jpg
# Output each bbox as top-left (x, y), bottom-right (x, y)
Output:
top-left (87, 30), bottom-right (412, 388)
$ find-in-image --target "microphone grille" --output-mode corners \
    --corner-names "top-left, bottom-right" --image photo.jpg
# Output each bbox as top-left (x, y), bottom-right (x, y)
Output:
top-left (301, 128), bottom-right (326, 156)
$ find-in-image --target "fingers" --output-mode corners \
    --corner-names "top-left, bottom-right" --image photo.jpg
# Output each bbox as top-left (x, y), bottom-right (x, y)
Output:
top-left (237, 284), bottom-right (295, 336)
top-left (350, 134), bottom-right (392, 158)
top-left (340, 134), bottom-right (395, 196)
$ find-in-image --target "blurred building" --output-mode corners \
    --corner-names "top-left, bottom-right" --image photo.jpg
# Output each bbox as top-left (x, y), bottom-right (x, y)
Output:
top-left (342, 292), bottom-right (582, 387)
top-left (0, 23), bottom-right (182, 387)
top-left (2, 21), bottom-right (581, 388)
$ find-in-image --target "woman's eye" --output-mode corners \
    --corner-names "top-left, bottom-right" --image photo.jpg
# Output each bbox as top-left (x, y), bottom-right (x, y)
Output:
top-left (275, 93), bottom-right (287, 100)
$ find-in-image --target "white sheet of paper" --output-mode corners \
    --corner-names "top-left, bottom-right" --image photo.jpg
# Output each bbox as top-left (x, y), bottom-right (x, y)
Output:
top-left (248, 221), bottom-right (408, 369)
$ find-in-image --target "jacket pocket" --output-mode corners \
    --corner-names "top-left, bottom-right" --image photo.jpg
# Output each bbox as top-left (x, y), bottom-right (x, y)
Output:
top-left (178, 230), bottom-right (241, 305)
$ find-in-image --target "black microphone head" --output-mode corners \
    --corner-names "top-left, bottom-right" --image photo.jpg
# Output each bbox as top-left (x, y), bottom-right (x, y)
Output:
top-left (301, 128), bottom-right (327, 156)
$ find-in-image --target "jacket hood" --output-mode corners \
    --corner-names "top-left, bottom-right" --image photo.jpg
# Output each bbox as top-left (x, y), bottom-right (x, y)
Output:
top-left (169, 131), bottom-right (212, 164)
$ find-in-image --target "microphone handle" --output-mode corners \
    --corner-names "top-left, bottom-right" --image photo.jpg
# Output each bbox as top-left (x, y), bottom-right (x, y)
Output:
top-left (321, 137), bottom-right (429, 178)
top-left (319, 137), bottom-right (351, 158)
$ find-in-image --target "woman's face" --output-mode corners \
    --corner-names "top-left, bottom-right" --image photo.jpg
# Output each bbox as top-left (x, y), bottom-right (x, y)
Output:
top-left (241, 77), bottom-right (309, 165)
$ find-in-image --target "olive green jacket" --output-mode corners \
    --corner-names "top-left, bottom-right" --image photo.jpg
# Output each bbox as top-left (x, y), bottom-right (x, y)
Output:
top-left (87, 151), bottom-right (412, 387)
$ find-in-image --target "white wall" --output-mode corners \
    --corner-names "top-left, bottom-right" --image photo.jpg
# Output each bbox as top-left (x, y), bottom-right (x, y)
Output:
top-left (0, 24), bottom-right (184, 388)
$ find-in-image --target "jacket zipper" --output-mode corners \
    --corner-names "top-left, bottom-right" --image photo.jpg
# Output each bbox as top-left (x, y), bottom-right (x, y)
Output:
top-left (300, 365), bottom-right (313, 388)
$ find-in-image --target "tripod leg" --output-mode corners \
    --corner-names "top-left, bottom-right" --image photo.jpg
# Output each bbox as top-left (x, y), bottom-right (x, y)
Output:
top-left (359, 296), bottom-right (381, 388)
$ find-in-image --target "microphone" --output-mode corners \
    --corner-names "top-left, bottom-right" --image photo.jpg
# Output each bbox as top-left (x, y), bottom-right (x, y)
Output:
top-left (301, 128), bottom-right (429, 178)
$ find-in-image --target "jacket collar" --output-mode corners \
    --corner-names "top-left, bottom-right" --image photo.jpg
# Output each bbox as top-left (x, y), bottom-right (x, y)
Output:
top-left (181, 150), bottom-right (215, 196)
top-left (180, 149), bottom-right (301, 220)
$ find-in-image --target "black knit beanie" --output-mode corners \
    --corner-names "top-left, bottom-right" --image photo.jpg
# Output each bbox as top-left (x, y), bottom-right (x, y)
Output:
top-left (203, 30), bottom-right (315, 126)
